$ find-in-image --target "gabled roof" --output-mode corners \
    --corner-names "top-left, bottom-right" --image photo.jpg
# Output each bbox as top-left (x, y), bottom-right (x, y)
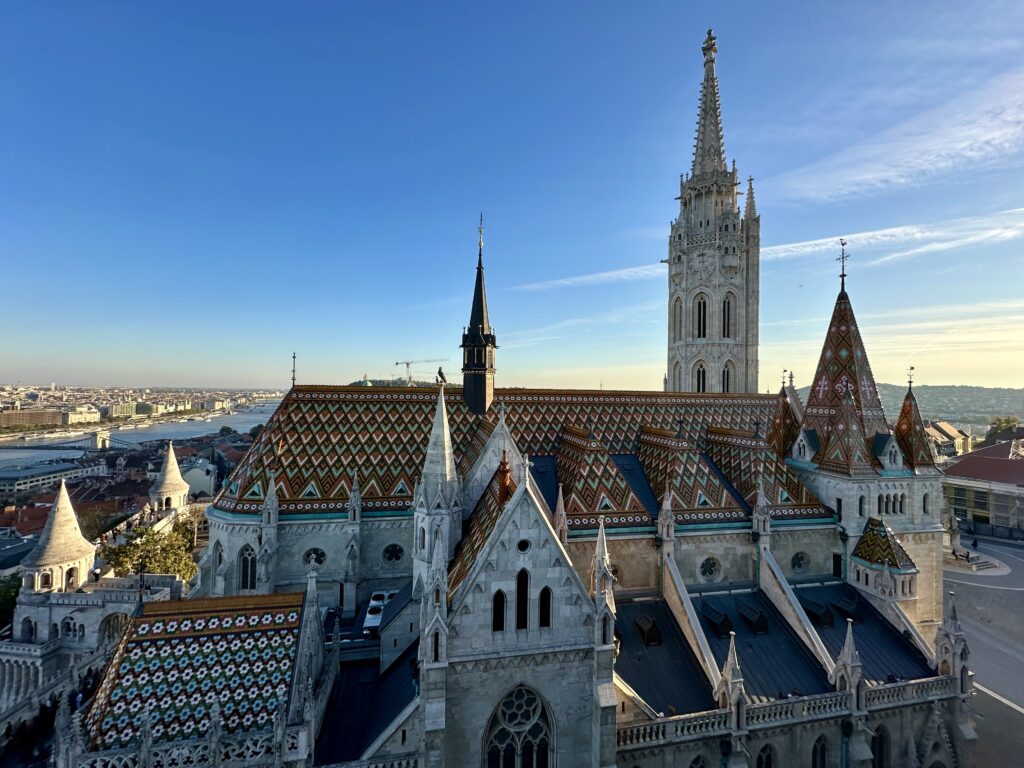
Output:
top-left (766, 386), bottom-right (802, 456)
top-left (944, 440), bottom-right (1024, 485)
top-left (636, 426), bottom-right (739, 516)
top-left (851, 517), bottom-right (916, 572)
top-left (85, 592), bottom-right (306, 750)
top-left (894, 387), bottom-right (935, 470)
top-left (555, 426), bottom-right (646, 517)
top-left (448, 465), bottom-right (516, 598)
top-left (20, 480), bottom-right (94, 569)
top-left (211, 386), bottom-right (778, 517)
top-left (800, 286), bottom-right (889, 471)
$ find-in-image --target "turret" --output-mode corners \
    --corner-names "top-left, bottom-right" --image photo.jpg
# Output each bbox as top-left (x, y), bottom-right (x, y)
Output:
top-left (19, 480), bottom-right (95, 596)
top-left (149, 441), bottom-right (190, 512)
top-left (592, 517), bottom-right (616, 646)
top-left (461, 215), bottom-right (497, 415)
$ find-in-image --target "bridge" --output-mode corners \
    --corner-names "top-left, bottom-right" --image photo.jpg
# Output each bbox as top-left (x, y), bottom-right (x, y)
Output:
top-left (0, 431), bottom-right (141, 452)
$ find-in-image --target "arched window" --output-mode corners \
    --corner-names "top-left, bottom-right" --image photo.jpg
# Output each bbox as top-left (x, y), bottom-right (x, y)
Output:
top-left (722, 296), bottom-right (733, 338)
top-left (214, 541), bottom-right (224, 569)
top-left (539, 587), bottom-right (552, 628)
top-left (812, 735), bottom-right (829, 768)
top-left (695, 364), bottom-right (707, 394)
top-left (899, 493), bottom-right (906, 514)
top-left (238, 544), bottom-right (257, 591)
top-left (672, 361), bottom-right (682, 391)
top-left (21, 618), bottom-right (34, 642)
top-left (492, 591), bottom-right (506, 632)
top-left (695, 295), bottom-right (708, 339)
top-left (721, 362), bottom-right (733, 394)
top-left (689, 758), bottom-right (708, 768)
top-left (673, 297), bottom-right (683, 342)
top-left (859, 496), bottom-right (866, 517)
top-left (922, 493), bottom-right (929, 514)
top-left (419, 527), bottom-right (426, 552)
top-left (484, 686), bottom-right (552, 768)
top-left (39, 572), bottom-right (52, 590)
top-left (65, 567), bottom-right (78, 590)
top-left (877, 494), bottom-right (883, 515)
top-left (432, 631), bottom-right (440, 662)
top-left (756, 745), bottom-right (776, 768)
top-left (872, 726), bottom-right (889, 768)
top-left (516, 569), bottom-right (529, 630)
top-left (601, 614), bottom-right (610, 645)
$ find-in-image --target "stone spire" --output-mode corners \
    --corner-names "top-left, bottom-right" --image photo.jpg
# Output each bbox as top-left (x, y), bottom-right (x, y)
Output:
top-left (744, 176), bottom-right (757, 219)
top-left (261, 470), bottom-right (279, 527)
top-left (658, 479), bottom-right (675, 544)
top-left (830, 618), bottom-right (864, 706)
top-left (714, 631), bottom-right (746, 718)
top-left (461, 215), bottom-right (498, 415)
top-left (347, 467), bottom-right (362, 522)
top-left (894, 378), bottom-right (936, 470)
top-left (692, 29), bottom-right (727, 178)
top-left (553, 483), bottom-right (568, 545)
top-left (422, 386), bottom-right (457, 493)
top-left (592, 516), bottom-right (615, 598)
top-left (22, 480), bottom-right (94, 570)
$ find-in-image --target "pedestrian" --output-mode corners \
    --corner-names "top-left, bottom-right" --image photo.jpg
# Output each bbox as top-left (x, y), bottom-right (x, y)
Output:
top-left (972, 538), bottom-right (978, 549)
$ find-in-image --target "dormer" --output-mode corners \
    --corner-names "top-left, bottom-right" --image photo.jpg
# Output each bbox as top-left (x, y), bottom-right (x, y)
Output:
top-left (790, 429), bottom-right (819, 466)
top-left (873, 433), bottom-right (910, 476)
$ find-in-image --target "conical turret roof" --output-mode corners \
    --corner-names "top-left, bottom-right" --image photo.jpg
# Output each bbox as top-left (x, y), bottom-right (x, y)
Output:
top-left (22, 480), bottom-right (95, 569)
top-left (152, 441), bottom-right (190, 496)
top-left (893, 384), bottom-right (935, 470)
top-left (800, 284), bottom-right (889, 471)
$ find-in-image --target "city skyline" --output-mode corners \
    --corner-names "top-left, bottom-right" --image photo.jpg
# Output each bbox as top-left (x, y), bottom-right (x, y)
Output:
top-left (3, 2), bottom-right (1023, 389)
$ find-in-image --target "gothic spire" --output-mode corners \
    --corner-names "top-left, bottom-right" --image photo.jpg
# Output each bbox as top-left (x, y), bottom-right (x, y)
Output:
top-left (691, 29), bottom-right (727, 178)
top-left (422, 386), bottom-right (457, 491)
top-left (553, 483), bottom-right (568, 545)
top-left (894, 377), bottom-right (936, 470)
top-left (469, 214), bottom-right (490, 333)
top-left (744, 176), bottom-right (757, 218)
top-left (462, 216), bottom-right (498, 415)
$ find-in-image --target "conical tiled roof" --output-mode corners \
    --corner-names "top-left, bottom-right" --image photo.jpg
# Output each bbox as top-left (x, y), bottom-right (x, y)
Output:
top-left (851, 517), bottom-right (916, 571)
top-left (151, 441), bottom-right (189, 496)
top-left (818, 385), bottom-right (876, 476)
top-left (893, 385), bottom-right (935, 470)
top-left (21, 480), bottom-right (95, 569)
top-left (800, 285), bottom-right (889, 470)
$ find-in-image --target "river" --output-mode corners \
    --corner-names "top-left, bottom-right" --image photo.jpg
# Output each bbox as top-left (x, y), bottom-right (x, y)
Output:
top-left (0, 401), bottom-right (281, 469)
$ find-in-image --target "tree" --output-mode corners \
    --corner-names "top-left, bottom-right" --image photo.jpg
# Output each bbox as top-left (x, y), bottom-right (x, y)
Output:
top-left (219, 425), bottom-right (236, 436)
top-left (248, 423), bottom-right (265, 439)
top-left (0, 573), bottom-right (21, 629)
top-left (99, 524), bottom-right (197, 581)
top-left (985, 415), bottom-right (1020, 442)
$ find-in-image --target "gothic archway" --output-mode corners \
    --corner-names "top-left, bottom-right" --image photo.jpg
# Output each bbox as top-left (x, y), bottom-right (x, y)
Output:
top-left (484, 685), bottom-right (553, 768)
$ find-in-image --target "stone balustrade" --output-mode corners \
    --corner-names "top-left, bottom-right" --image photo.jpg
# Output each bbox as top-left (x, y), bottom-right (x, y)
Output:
top-left (319, 758), bottom-right (420, 768)
top-left (616, 709), bottom-right (730, 748)
top-left (863, 676), bottom-right (956, 710)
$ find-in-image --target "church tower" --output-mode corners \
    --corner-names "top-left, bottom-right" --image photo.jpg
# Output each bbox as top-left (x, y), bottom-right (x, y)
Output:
top-left (462, 216), bottom-right (497, 415)
top-left (667, 30), bottom-right (759, 393)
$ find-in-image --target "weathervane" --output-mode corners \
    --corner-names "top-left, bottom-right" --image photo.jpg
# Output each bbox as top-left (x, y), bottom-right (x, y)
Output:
top-left (836, 239), bottom-right (850, 292)
top-left (291, 352), bottom-right (297, 388)
top-left (782, 369), bottom-right (788, 388)
top-left (907, 365), bottom-right (915, 390)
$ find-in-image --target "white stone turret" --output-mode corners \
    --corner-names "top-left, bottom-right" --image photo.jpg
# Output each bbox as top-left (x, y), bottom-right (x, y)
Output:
top-left (714, 631), bottom-right (746, 722)
top-left (413, 386), bottom-right (462, 596)
top-left (19, 480), bottom-right (95, 594)
top-left (830, 618), bottom-right (864, 710)
top-left (593, 517), bottom-right (616, 646)
top-left (149, 441), bottom-right (190, 512)
top-left (935, 591), bottom-right (971, 696)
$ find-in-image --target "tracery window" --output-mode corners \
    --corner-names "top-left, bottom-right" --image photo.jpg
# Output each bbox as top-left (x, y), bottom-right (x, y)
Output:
top-left (239, 544), bottom-right (257, 591)
top-left (722, 296), bottom-right (732, 338)
top-left (695, 295), bottom-right (708, 339)
top-left (791, 552), bottom-right (808, 573)
top-left (699, 557), bottom-right (720, 582)
top-left (695, 364), bottom-right (707, 393)
top-left (484, 686), bottom-right (553, 768)
top-left (721, 363), bottom-right (732, 394)
top-left (303, 548), bottom-right (326, 568)
top-left (755, 745), bottom-right (775, 768)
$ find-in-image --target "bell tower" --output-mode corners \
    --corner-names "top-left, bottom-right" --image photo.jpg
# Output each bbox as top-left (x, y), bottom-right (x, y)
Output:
top-left (667, 30), bottom-right (759, 394)
top-left (462, 215), bottom-right (497, 415)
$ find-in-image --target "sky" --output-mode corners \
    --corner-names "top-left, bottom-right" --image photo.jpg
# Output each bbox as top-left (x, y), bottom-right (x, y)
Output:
top-left (2, 2), bottom-right (1023, 390)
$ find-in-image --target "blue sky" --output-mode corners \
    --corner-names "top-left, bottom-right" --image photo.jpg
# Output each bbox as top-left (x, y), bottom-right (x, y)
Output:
top-left (2, 2), bottom-right (1022, 390)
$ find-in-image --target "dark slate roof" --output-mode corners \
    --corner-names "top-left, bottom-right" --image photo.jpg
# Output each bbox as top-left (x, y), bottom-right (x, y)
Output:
top-left (872, 432), bottom-right (892, 458)
top-left (316, 641), bottom-right (419, 765)
top-left (380, 582), bottom-right (413, 630)
top-left (692, 590), bottom-right (831, 703)
top-left (794, 583), bottom-right (932, 684)
top-left (614, 601), bottom-right (716, 716)
top-left (609, 455), bottom-right (659, 515)
top-left (851, 517), bottom-right (916, 571)
top-left (0, 538), bottom-right (35, 569)
top-left (528, 455), bottom-right (559, 512)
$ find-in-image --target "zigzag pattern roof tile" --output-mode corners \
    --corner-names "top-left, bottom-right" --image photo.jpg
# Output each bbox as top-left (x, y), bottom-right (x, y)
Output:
top-left (555, 425), bottom-right (646, 519)
top-left (852, 517), bottom-right (917, 571)
top-left (704, 428), bottom-right (822, 508)
top-left (893, 389), bottom-right (936, 470)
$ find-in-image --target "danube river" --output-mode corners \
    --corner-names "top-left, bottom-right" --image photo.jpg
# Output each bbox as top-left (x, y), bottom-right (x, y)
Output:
top-left (0, 401), bottom-right (281, 469)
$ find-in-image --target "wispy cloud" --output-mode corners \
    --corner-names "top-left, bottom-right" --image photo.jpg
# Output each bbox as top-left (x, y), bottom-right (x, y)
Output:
top-left (512, 263), bottom-right (665, 291)
top-left (771, 68), bottom-right (1024, 201)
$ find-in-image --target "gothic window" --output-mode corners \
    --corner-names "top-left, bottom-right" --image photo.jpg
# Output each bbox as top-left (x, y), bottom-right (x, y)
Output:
top-left (383, 544), bottom-right (404, 563)
top-left (492, 591), bottom-right (506, 632)
top-left (811, 736), bottom-right (828, 768)
top-left (877, 494), bottom-right (883, 515)
top-left (238, 544), bottom-right (257, 591)
top-left (922, 493), bottom-right (929, 514)
top-left (871, 726), bottom-right (889, 768)
top-left (516, 569), bottom-right (529, 630)
top-left (695, 295), bottom-right (708, 339)
top-left (695, 364), bottom-right (707, 393)
top-left (791, 552), bottom-right (808, 573)
top-left (601, 614), bottom-right (610, 645)
top-left (688, 759), bottom-right (708, 768)
top-left (432, 630), bottom-right (440, 662)
top-left (859, 496), bottom-right (866, 517)
top-left (672, 362), bottom-right (682, 391)
top-left (699, 557), bottom-right (720, 582)
top-left (721, 362), bottom-right (733, 393)
top-left (889, 447), bottom-right (898, 465)
top-left (303, 548), bottom-right (327, 568)
top-left (755, 745), bottom-right (775, 768)
top-left (484, 686), bottom-right (553, 768)
top-left (539, 587), bottom-right (552, 628)
top-left (722, 296), bottom-right (733, 338)
top-left (673, 297), bottom-right (683, 342)
top-left (419, 527), bottom-right (426, 552)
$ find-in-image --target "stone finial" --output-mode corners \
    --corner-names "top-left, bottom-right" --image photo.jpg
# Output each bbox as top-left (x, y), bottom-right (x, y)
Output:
top-left (658, 479), bottom-right (676, 543)
top-left (553, 484), bottom-right (569, 546)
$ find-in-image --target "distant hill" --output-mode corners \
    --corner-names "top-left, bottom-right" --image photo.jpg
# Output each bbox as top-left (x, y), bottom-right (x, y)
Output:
top-left (797, 383), bottom-right (1024, 435)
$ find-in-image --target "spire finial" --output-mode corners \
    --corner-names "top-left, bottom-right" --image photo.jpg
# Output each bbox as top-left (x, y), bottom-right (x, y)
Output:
top-left (477, 212), bottom-right (484, 260)
top-left (782, 369), bottom-right (787, 389)
top-left (837, 239), bottom-right (850, 292)
top-left (907, 365), bottom-right (915, 391)
top-left (702, 28), bottom-right (717, 65)
top-left (291, 352), bottom-right (297, 388)
top-left (788, 371), bottom-right (795, 388)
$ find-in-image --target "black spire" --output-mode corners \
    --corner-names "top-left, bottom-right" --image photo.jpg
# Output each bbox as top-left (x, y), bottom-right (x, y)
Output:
top-left (462, 214), bottom-right (497, 415)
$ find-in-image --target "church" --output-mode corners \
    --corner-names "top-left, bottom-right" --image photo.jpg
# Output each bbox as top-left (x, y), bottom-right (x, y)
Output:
top-left (55, 29), bottom-right (973, 768)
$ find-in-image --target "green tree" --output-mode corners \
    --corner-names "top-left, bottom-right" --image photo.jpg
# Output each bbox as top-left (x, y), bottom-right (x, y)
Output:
top-left (219, 425), bottom-right (236, 436)
top-left (985, 415), bottom-right (1020, 441)
top-left (0, 573), bottom-right (20, 629)
top-left (99, 524), bottom-right (197, 581)
top-left (248, 423), bottom-right (265, 439)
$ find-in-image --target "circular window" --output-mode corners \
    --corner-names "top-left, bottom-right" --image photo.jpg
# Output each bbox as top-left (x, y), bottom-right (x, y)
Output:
top-left (517, 539), bottom-right (531, 553)
top-left (699, 557), bottom-right (720, 582)
top-left (303, 548), bottom-right (326, 569)
top-left (383, 543), bottom-right (404, 563)
top-left (791, 552), bottom-right (809, 573)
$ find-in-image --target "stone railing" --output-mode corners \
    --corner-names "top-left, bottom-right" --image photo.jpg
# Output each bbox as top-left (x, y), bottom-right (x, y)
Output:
top-left (318, 757), bottom-right (420, 768)
top-left (746, 691), bottom-right (847, 728)
top-left (616, 710), bottom-right (730, 749)
top-left (863, 676), bottom-right (956, 710)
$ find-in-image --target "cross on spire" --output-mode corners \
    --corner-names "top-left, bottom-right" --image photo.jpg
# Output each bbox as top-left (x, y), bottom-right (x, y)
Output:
top-left (836, 239), bottom-right (850, 292)
top-left (782, 369), bottom-right (788, 389)
top-left (477, 212), bottom-right (484, 258)
top-left (291, 352), bottom-right (297, 388)
top-left (907, 365), bottom-right (915, 390)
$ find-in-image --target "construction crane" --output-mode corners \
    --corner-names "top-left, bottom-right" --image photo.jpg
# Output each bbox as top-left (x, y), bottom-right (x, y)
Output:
top-left (395, 359), bottom-right (448, 386)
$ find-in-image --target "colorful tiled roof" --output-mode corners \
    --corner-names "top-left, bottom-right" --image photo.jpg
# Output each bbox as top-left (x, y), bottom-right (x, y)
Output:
top-left (636, 427), bottom-right (739, 514)
top-left (851, 517), bottom-right (916, 572)
top-left (800, 288), bottom-right (889, 472)
top-left (766, 386), bottom-right (801, 456)
top-left (555, 426), bottom-right (646, 517)
top-left (85, 593), bottom-right (305, 750)
top-left (211, 386), bottom-right (778, 517)
top-left (817, 387), bottom-right (877, 477)
top-left (893, 387), bottom-right (936, 470)
top-left (448, 466), bottom-right (516, 598)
